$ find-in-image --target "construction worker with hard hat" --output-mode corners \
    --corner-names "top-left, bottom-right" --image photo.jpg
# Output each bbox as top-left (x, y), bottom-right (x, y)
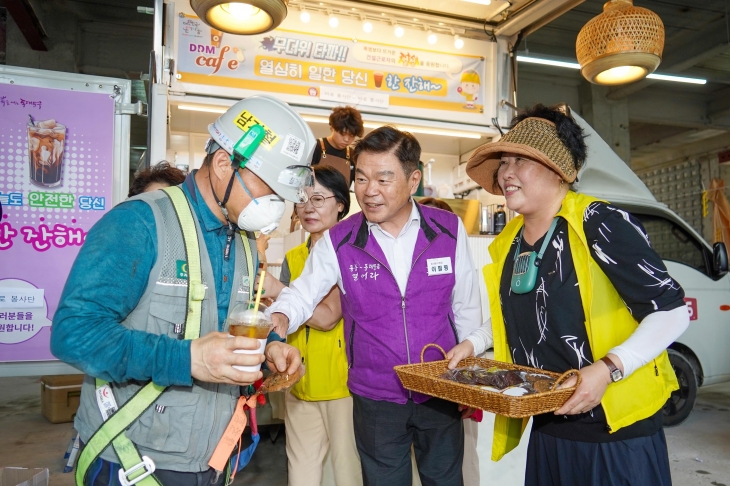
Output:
top-left (51, 95), bottom-right (315, 486)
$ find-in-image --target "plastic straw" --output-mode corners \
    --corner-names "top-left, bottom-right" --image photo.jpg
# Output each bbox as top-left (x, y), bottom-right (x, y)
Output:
top-left (252, 270), bottom-right (266, 324)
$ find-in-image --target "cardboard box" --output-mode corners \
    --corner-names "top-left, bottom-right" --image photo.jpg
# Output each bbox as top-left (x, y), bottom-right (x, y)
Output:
top-left (0, 467), bottom-right (49, 486)
top-left (40, 374), bottom-right (83, 424)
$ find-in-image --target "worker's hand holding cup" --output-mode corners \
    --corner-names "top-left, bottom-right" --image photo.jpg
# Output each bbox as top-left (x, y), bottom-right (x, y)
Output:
top-left (226, 301), bottom-right (273, 372)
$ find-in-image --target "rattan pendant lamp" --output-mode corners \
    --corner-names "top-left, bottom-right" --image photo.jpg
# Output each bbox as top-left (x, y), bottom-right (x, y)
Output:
top-left (576, 0), bottom-right (664, 85)
top-left (190, 0), bottom-right (288, 35)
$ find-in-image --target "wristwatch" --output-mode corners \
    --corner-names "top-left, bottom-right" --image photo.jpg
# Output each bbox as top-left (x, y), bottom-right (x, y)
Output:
top-left (600, 356), bottom-right (623, 382)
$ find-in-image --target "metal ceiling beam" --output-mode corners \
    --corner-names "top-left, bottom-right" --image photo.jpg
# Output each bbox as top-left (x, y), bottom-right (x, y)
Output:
top-left (1, 0), bottom-right (47, 51)
top-left (629, 90), bottom-right (730, 131)
top-left (631, 131), bottom-right (730, 172)
top-left (498, 0), bottom-right (586, 37)
top-left (607, 18), bottom-right (730, 101)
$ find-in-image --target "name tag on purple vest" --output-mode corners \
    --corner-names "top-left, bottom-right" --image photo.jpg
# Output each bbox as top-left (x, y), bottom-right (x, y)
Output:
top-left (329, 205), bottom-right (461, 404)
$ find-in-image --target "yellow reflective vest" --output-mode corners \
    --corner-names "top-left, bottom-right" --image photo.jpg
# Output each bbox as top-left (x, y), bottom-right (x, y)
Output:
top-left (286, 241), bottom-right (350, 401)
top-left (484, 191), bottom-right (679, 461)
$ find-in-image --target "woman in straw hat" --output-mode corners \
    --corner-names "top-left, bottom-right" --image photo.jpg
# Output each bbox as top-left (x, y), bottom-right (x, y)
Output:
top-left (465, 104), bottom-right (689, 485)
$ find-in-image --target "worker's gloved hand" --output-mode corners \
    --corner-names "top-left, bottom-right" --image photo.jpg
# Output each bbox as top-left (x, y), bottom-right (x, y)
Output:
top-left (271, 312), bottom-right (290, 338)
top-left (190, 332), bottom-right (265, 385)
top-left (264, 341), bottom-right (301, 376)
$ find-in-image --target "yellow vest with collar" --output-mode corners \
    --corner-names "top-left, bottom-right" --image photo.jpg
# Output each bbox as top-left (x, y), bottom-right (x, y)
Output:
top-left (286, 241), bottom-right (350, 401)
top-left (484, 191), bottom-right (679, 461)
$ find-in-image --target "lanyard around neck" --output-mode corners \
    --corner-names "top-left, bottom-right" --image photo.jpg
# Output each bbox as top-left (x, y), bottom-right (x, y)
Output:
top-left (241, 232), bottom-right (255, 300)
top-left (514, 217), bottom-right (560, 264)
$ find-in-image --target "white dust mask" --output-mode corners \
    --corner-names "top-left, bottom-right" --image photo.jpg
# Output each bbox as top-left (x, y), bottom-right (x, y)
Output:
top-left (235, 172), bottom-right (285, 234)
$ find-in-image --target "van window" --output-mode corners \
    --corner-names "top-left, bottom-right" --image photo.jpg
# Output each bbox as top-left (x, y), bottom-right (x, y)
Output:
top-left (633, 214), bottom-right (708, 275)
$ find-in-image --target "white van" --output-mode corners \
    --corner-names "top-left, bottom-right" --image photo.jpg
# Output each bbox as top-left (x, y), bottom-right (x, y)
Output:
top-left (572, 111), bottom-right (730, 426)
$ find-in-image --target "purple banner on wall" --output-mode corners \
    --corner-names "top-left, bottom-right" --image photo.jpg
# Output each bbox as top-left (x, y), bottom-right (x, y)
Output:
top-left (0, 83), bottom-right (115, 362)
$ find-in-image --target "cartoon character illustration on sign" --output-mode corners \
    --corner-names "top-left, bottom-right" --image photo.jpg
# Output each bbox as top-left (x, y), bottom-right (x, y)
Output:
top-left (260, 36), bottom-right (276, 51)
top-left (398, 52), bottom-right (419, 68)
top-left (457, 69), bottom-right (481, 109)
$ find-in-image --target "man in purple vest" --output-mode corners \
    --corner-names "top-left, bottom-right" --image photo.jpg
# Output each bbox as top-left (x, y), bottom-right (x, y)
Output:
top-left (270, 126), bottom-right (482, 486)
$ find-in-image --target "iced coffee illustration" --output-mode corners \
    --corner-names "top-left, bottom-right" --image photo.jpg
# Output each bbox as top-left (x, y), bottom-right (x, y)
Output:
top-left (27, 117), bottom-right (66, 188)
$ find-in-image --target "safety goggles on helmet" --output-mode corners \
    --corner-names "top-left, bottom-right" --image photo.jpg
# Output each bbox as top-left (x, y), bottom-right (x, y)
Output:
top-left (278, 165), bottom-right (314, 204)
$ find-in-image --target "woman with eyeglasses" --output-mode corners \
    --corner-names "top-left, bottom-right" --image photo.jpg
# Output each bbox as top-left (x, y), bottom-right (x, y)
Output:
top-left (259, 165), bottom-right (362, 486)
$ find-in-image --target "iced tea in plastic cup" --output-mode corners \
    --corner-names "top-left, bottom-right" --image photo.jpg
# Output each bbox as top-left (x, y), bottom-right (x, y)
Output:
top-left (227, 301), bottom-right (272, 372)
top-left (27, 119), bottom-right (66, 188)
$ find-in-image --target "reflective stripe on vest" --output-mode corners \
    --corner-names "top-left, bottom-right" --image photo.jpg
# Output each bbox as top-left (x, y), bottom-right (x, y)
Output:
top-left (75, 186), bottom-right (254, 485)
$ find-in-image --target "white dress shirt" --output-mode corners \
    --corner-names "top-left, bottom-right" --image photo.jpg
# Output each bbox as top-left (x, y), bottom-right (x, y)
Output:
top-left (271, 202), bottom-right (484, 352)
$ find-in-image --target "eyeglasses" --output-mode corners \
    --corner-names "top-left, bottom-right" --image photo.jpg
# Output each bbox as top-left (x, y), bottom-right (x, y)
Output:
top-left (295, 195), bottom-right (336, 208)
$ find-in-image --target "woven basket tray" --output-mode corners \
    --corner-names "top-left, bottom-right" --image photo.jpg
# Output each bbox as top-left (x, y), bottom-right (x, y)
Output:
top-left (394, 344), bottom-right (581, 418)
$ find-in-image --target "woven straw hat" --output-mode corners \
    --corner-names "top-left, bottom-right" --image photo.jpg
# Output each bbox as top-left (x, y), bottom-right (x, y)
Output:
top-left (466, 117), bottom-right (577, 195)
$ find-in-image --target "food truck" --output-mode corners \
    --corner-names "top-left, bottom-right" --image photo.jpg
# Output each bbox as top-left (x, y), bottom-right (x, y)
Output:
top-left (1, 1), bottom-right (728, 483)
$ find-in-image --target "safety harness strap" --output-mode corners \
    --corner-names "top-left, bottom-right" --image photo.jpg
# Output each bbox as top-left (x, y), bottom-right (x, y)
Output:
top-left (164, 186), bottom-right (205, 340)
top-left (75, 187), bottom-right (204, 486)
top-left (74, 379), bottom-right (166, 486)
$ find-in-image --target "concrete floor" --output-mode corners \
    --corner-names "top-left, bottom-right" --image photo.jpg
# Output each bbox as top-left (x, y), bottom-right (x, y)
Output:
top-left (0, 376), bottom-right (728, 485)
top-left (665, 383), bottom-right (730, 486)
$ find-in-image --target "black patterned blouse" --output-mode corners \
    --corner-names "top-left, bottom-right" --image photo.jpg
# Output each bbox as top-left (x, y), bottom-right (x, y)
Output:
top-left (499, 201), bottom-right (685, 442)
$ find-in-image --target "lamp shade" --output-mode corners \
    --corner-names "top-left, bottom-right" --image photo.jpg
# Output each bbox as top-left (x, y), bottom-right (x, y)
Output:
top-left (576, 0), bottom-right (664, 85)
top-left (190, 0), bottom-right (288, 35)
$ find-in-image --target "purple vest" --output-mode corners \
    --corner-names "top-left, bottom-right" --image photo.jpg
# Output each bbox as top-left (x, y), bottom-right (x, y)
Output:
top-left (329, 203), bottom-right (460, 404)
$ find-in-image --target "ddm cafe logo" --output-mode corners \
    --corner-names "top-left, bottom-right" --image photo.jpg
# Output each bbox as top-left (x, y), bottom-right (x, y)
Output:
top-left (190, 44), bottom-right (241, 75)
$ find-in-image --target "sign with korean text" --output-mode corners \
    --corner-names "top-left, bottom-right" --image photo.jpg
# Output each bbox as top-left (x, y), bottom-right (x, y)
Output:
top-left (0, 83), bottom-right (115, 361)
top-left (174, 14), bottom-right (487, 121)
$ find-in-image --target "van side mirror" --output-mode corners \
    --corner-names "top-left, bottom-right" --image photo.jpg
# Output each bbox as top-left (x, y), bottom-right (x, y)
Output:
top-left (713, 242), bottom-right (728, 278)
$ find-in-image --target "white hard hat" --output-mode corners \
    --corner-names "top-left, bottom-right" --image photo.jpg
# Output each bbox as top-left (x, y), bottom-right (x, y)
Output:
top-left (208, 95), bottom-right (316, 203)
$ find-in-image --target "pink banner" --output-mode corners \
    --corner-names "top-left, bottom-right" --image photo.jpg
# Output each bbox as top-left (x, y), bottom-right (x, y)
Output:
top-left (0, 83), bottom-right (115, 361)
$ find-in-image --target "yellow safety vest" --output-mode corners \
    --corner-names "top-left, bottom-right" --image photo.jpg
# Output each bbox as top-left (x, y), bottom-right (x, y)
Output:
top-left (484, 191), bottom-right (679, 461)
top-left (286, 241), bottom-right (350, 401)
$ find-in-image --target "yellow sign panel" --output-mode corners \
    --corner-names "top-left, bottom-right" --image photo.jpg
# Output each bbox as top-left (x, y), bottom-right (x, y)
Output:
top-left (234, 109), bottom-right (279, 149)
top-left (177, 72), bottom-right (483, 113)
top-left (253, 56), bottom-right (448, 97)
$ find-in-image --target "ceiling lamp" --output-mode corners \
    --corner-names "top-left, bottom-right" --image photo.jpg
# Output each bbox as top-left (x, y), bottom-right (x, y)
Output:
top-left (328, 13), bottom-right (339, 28)
top-left (363, 21), bottom-right (373, 33)
top-left (190, 0), bottom-right (288, 35)
top-left (576, 0), bottom-right (664, 85)
top-left (454, 35), bottom-right (464, 49)
top-left (299, 8), bottom-right (310, 23)
top-left (394, 25), bottom-right (404, 38)
top-left (427, 31), bottom-right (437, 45)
